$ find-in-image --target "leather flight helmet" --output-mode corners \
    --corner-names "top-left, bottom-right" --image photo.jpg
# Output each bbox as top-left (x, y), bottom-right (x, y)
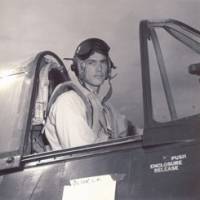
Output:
top-left (64, 38), bottom-right (116, 79)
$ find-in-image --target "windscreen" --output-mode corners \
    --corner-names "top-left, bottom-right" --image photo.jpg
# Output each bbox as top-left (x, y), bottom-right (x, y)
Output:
top-left (148, 27), bottom-right (200, 122)
top-left (0, 72), bottom-right (25, 153)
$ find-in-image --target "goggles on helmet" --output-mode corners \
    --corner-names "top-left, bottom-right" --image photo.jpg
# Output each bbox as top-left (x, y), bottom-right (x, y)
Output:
top-left (74, 38), bottom-right (110, 60)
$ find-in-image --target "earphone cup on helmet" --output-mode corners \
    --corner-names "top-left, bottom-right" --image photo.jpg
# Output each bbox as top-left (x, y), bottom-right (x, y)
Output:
top-left (105, 67), bottom-right (111, 80)
top-left (105, 57), bottom-right (114, 80)
top-left (71, 63), bottom-right (79, 77)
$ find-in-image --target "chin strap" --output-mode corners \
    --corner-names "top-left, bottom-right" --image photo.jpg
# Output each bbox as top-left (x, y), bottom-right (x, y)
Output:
top-left (101, 69), bottom-right (118, 104)
top-left (101, 78), bottom-right (113, 105)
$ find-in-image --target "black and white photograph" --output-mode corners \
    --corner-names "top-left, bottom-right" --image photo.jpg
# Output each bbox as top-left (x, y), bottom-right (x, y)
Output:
top-left (0, 0), bottom-right (200, 199)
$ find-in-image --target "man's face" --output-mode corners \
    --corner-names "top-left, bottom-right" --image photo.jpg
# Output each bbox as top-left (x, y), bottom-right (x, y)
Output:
top-left (79, 52), bottom-right (108, 88)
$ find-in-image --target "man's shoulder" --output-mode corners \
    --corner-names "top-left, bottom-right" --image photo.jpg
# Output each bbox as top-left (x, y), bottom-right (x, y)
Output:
top-left (53, 90), bottom-right (85, 110)
top-left (58, 90), bottom-right (79, 99)
top-left (50, 90), bottom-right (86, 115)
top-left (56, 90), bottom-right (81, 102)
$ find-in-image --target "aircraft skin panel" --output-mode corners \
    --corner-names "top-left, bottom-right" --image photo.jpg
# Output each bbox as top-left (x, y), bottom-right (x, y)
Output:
top-left (0, 140), bottom-right (200, 200)
top-left (132, 141), bottom-right (200, 200)
top-left (0, 149), bottom-right (134, 200)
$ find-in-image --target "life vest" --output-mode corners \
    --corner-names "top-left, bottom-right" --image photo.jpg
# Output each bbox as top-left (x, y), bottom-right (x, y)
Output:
top-left (46, 81), bottom-right (121, 139)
